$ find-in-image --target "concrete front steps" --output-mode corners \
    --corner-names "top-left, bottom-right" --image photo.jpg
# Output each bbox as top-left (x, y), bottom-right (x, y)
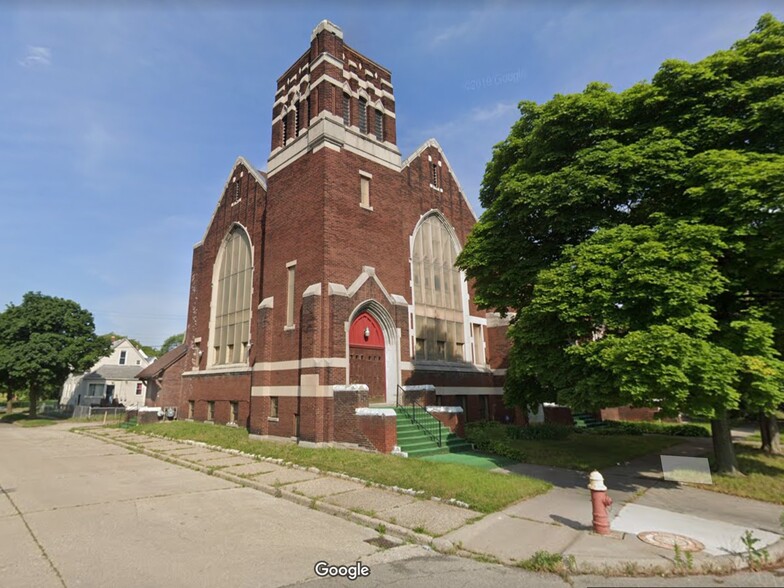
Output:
top-left (393, 407), bottom-right (473, 457)
top-left (572, 412), bottom-right (607, 429)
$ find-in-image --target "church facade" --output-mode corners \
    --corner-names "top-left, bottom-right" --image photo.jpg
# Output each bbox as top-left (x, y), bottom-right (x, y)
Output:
top-left (154, 21), bottom-right (514, 444)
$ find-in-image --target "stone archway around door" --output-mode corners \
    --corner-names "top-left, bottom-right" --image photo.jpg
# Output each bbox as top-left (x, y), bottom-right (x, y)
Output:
top-left (348, 311), bottom-right (386, 404)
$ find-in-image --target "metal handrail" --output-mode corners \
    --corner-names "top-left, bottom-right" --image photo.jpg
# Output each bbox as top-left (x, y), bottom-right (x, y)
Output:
top-left (396, 385), bottom-right (442, 447)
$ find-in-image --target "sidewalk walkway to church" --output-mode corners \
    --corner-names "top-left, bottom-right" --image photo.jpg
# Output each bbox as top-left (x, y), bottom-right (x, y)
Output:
top-left (81, 426), bottom-right (784, 575)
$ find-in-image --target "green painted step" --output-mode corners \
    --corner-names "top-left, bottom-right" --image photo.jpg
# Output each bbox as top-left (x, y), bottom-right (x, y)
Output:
top-left (393, 406), bottom-right (473, 457)
top-left (572, 412), bottom-right (607, 429)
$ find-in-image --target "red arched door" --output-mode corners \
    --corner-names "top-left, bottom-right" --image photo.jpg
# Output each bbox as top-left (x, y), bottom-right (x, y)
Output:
top-left (349, 312), bottom-right (386, 404)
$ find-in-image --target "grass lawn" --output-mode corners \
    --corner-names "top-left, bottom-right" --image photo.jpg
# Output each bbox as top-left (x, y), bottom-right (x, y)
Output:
top-left (131, 421), bottom-right (551, 513)
top-left (696, 444), bottom-right (784, 505)
top-left (0, 410), bottom-right (68, 427)
top-left (506, 434), bottom-right (683, 471)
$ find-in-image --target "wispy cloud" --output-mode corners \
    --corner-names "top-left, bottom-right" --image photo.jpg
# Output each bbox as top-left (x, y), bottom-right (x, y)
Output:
top-left (470, 101), bottom-right (516, 122)
top-left (432, 20), bottom-right (473, 46)
top-left (19, 46), bottom-right (52, 68)
top-left (418, 101), bottom-right (517, 139)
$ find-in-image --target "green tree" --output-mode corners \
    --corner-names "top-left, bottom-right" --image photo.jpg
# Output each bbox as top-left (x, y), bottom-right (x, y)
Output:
top-left (159, 333), bottom-right (185, 355)
top-left (458, 14), bottom-right (784, 473)
top-left (724, 314), bottom-right (784, 454)
top-left (0, 292), bottom-right (110, 417)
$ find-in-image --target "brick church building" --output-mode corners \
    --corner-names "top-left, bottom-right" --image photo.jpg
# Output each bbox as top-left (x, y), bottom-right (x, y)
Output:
top-left (143, 20), bottom-right (515, 445)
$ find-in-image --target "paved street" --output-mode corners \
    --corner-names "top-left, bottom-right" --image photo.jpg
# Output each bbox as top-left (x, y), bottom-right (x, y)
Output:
top-left (0, 423), bottom-right (383, 588)
top-left (2, 422), bottom-right (783, 588)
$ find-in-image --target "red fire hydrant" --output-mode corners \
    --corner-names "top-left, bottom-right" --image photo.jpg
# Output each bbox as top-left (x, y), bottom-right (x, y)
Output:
top-left (588, 470), bottom-right (613, 535)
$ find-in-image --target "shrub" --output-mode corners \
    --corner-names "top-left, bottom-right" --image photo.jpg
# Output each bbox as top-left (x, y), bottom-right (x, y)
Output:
top-left (588, 421), bottom-right (709, 437)
top-left (506, 423), bottom-right (573, 441)
top-left (465, 422), bottom-right (527, 461)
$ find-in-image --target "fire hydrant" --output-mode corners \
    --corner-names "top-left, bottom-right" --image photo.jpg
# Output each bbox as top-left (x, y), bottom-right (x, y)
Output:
top-left (588, 470), bottom-right (613, 535)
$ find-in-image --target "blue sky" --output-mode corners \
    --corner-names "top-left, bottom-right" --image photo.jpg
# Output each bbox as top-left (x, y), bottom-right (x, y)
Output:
top-left (1, 1), bottom-right (781, 348)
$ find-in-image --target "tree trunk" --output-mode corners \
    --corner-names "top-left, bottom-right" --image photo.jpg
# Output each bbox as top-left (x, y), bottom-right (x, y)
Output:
top-left (5, 391), bottom-right (13, 414)
top-left (29, 389), bottom-right (38, 418)
top-left (759, 411), bottom-right (782, 455)
top-left (711, 412), bottom-right (741, 475)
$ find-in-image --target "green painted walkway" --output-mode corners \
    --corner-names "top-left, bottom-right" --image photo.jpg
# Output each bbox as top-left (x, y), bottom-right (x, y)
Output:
top-left (421, 450), bottom-right (516, 470)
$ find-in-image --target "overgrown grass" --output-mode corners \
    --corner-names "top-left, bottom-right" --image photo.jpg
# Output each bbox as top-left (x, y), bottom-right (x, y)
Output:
top-left (697, 444), bottom-right (784, 505)
top-left (132, 421), bottom-right (551, 513)
top-left (0, 410), bottom-right (69, 427)
top-left (466, 422), bottom-right (683, 471)
top-left (508, 435), bottom-right (682, 471)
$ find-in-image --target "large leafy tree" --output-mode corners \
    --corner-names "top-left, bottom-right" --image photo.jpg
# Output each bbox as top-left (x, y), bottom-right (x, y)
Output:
top-left (458, 14), bottom-right (784, 471)
top-left (0, 292), bottom-right (110, 417)
top-left (159, 333), bottom-right (185, 355)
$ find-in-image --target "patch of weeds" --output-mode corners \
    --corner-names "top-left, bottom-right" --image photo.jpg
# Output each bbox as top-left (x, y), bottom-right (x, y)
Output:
top-left (206, 467), bottom-right (216, 476)
top-left (412, 525), bottom-right (428, 535)
top-left (673, 544), bottom-right (694, 573)
top-left (517, 551), bottom-right (570, 574)
top-left (274, 488), bottom-right (283, 498)
top-left (628, 488), bottom-right (647, 504)
top-left (621, 561), bottom-right (641, 576)
top-left (375, 523), bottom-right (386, 535)
top-left (472, 553), bottom-right (500, 565)
top-left (740, 530), bottom-right (769, 570)
top-left (309, 498), bottom-right (318, 510)
top-left (389, 516), bottom-right (397, 525)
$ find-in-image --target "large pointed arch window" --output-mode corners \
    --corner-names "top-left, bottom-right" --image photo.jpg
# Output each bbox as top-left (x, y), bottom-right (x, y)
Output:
top-left (411, 215), bottom-right (465, 361)
top-left (212, 227), bottom-right (252, 365)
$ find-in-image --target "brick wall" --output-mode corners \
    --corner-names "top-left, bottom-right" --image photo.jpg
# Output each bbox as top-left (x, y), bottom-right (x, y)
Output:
top-left (544, 406), bottom-right (574, 426)
top-left (356, 414), bottom-right (397, 453)
top-left (600, 406), bottom-right (660, 422)
top-left (333, 387), bottom-right (370, 447)
top-left (429, 410), bottom-right (465, 438)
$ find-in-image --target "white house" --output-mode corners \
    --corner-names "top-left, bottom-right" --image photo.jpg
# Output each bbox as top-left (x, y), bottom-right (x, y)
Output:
top-left (60, 338), bottom-right (153, 408)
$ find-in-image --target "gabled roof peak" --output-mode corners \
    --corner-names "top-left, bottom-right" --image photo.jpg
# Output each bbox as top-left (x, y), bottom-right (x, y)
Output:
top-left (402, 138), bottom-right (477, 221)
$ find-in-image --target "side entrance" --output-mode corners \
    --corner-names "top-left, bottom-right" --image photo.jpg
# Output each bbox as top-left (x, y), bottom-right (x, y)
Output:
top-left (348, 311), bottom-right (386, 404)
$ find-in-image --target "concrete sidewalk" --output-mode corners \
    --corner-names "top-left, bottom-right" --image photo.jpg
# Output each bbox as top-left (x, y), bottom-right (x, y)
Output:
top-left (81, 426), bottom-right (784, 576)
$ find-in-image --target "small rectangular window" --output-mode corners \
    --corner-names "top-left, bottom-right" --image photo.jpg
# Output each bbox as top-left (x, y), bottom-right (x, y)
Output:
top-left (230, 401), bottom-right (238, 423)
top-left (270, 397), bottom-right (279, 418)
top-left (472, 324), bottom-right (486, 365)
top-left (431, 163), bottom-right (439, 188)
top-left (360, 176), bottom-right (370, 208)
top-left (342, 93), bottom-right (350, 126)
top-left (282, 112), bottom-right (288, 145)
top-left (119, 350), bottom-right (127, 365)
top-left (286, 262), bottom-right (296, 327)
top-left (358, 97), bottom-right (367, 133)
top-left (136, 382), bottom-right (142, 395)
top-left (207, 401), bottom-right (214, 421)
top-left (374, 110), bottom-right (383, 141)
top-left (294, 101), bottom-right (300, 136)
top-left (188, 401), bottom-right (194, 419)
